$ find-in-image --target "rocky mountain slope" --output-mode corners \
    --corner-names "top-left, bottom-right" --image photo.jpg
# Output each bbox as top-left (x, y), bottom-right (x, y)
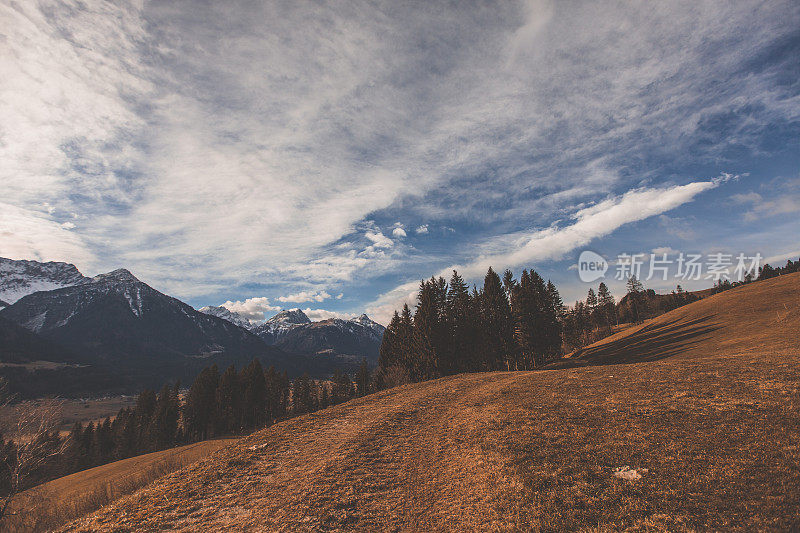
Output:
top-left (276, 315), bottom-right (384, 363)
top-left (0, 315), bottom-right (78, 364)
top-left (0, 257), bottom-right (90, 306)
top-left (65, 274), bottom-right (800, 531)
top-left (251, 309), bottom-right (311, 344)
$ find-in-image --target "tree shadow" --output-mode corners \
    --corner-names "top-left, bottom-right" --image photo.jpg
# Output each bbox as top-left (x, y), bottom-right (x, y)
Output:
top-left (553, 315), bottom-right (723, 368)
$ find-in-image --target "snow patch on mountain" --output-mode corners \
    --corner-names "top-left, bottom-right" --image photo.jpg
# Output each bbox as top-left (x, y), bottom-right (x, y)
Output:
top-left (0, 257), bottom-right (90, 305)
top-left (253, 308), bottom-right (311, 343)
top-left (198, 305), bottom-right (252, 330)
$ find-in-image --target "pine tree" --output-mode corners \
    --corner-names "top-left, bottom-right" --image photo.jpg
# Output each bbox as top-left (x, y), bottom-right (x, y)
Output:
top-left (544, 280), bottom-right (565, 357)
top-left (378, 311), bottom-right (402, 372)
top-left (240, 359), bottom-right (267, 430)
top-left (413, 278), bottom-right (447, 380)
top-left (586, 288), bottom-right (597, 310)
top-left (216, 366), bottom-right (241, 434)
top-left (445, 270), bottom-right (476, 373)
top-left (479, 267), bottom-right (517, 370)
top-left (184, 365), bottom-right (220, 441)
top-left (355, 359), bottom-right (370, 397)
top-left (150, 384), bottom-right (179, 448)
top-left (625, 276), bottom-right (645, 323)
top-left (597, 282), bottom-right (616, 328)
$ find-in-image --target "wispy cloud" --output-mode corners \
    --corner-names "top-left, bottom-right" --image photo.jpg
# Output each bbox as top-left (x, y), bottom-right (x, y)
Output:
top-left (1, 0), bottom-right (797, 314)
top-left (367, 178), bottom-right (721, 323)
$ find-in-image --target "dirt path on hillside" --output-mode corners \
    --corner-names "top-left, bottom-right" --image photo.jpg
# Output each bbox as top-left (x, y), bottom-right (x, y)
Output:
top-left (64, 352), bottom-right (800, 532)
top-left (66, 372), bottom-right (531, 532)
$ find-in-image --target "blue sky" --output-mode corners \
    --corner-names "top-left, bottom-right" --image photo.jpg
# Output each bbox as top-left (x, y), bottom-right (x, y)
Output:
top-left (1, 0), bottom-right (798, 324)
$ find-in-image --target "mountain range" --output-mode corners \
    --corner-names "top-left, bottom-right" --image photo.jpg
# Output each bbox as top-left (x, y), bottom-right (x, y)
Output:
top-left (0, 258), bottom-right (384, 397)
top-left (200, 306), bottom-right (385, 364)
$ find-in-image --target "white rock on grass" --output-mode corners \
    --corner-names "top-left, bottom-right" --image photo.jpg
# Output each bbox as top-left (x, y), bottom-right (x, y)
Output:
top-left (613, 465), bottom-right (648, 481)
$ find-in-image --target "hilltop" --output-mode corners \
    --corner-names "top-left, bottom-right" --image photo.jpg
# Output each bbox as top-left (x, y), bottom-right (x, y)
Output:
top-left (65, 274), bottom-right (800, 531)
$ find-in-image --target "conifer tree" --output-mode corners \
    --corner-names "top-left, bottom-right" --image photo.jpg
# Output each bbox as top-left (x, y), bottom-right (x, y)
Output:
top-left (378, 311), bottom-right (401, 372)
top-left (625, 275), bottom-right (645, 323)
top-left (413, 278), bottom-right (447, 380)
top-left (150, 384), bottom-right (179, 448)
top-left (241, 359), bottom-right (267, 430)
top-left (479, 267), bottom-right (517, 370)
top-left (216, 366), bottom-right (241, 434)
top-left (184, 365), bottom-right (219, 441)
top-left (356, 359), bottom-right (370, 397)
top-left (597, 282), bottom-right (616, 328)
top-left (445, 270), bottom-right (476, 373)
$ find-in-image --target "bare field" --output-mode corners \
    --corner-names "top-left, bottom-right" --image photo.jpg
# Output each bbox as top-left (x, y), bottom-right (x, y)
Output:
top-left (64, 274), bottom-right (800, 531)
top-left (0, 395), bottom-right (138, 438)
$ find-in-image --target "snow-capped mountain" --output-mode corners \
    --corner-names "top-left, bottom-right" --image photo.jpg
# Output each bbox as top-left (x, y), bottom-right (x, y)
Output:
top-left (352, 313), bottom-right (385, 337)
top-left (252, 309), bottom-right (312, 344)
top-left (0, 267), bottom-right (288, 388)
top-left (276, 315), bottom-right (385, 362)
top-left (0, 257), bottom-right (90, 306)
top-left (241, 309), bottom-right (385, 361)
top-left (198, 305), bottom-right (252, 330)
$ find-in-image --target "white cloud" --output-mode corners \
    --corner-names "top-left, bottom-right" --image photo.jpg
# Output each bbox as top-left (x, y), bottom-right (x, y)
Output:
top-left (366, 280), bottom-right (421, 326)
top-left (392, 226), bottom-right (407, 237)
top-left (732, 190), bottom-right (800, 222)
top-left (277, 290), bottom-right (332, 303)
top-left (365, 231), bottom-right (393, 248)
top-left (220, 297), bottom-right (281, 322)
top-left (658, 215), bottom-right (696, 240)
top-left (415, 225), bottom-right (429, 234)
top-left (651, 246), bottom-right (679, 255)
top-left (368, 178), bottom-right (720, 323)
top-left (452, 180), bottom-right (720, 278)
top-left (301, 308), bottom-right (358, 322)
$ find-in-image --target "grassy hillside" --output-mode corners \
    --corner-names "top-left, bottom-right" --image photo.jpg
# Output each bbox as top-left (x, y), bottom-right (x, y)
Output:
top-left (5, 439), bottom-right (237, 532)
top-left (571, 272), bottom-right (799, 364)
top-left (64, 274), bottom-right (799, 531)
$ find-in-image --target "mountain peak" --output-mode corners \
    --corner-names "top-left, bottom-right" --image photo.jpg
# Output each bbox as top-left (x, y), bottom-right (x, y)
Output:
top-left (93, 268), bottom-right (139, 284)
top-left (268, 309), bottom-right (311, 325)
top-left (199, 305), bottom-right (252, 330)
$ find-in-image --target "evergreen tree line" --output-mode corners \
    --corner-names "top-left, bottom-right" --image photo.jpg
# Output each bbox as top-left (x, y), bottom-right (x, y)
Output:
top-left (376, 268), bottom-right (565, 385)
top-left (703, 258), bottom-right (799, 295)
top-left (376, 268), bottom-right (719, 383)
top-left (759, 258), bottom-right (800, 280)
top-left (1, 359), bottom-right (370, 497)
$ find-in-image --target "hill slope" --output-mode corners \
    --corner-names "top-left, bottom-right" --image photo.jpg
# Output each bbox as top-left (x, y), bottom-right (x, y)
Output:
top-left (65, 275), bottom-right (800, 531)
top-left (570, 272), bottom-right (800, 364)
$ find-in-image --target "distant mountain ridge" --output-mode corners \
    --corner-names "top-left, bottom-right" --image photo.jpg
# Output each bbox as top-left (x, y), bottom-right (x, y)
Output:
top-left (0, 265), bottom-right (289, 391)
top-left (201, 306), bottom-right (385, 362)
top-left (0, 257), bottom-right (385, 396)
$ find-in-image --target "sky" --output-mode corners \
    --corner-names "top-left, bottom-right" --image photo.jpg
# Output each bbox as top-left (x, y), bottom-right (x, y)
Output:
top-left (1, 0), bottom-right (799, 325)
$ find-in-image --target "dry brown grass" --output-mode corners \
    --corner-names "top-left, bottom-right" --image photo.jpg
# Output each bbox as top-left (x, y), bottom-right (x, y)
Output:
top-left (63, 274), bottom-right (800, 531)
top-left (3, 438), bottom-right (236, 532)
